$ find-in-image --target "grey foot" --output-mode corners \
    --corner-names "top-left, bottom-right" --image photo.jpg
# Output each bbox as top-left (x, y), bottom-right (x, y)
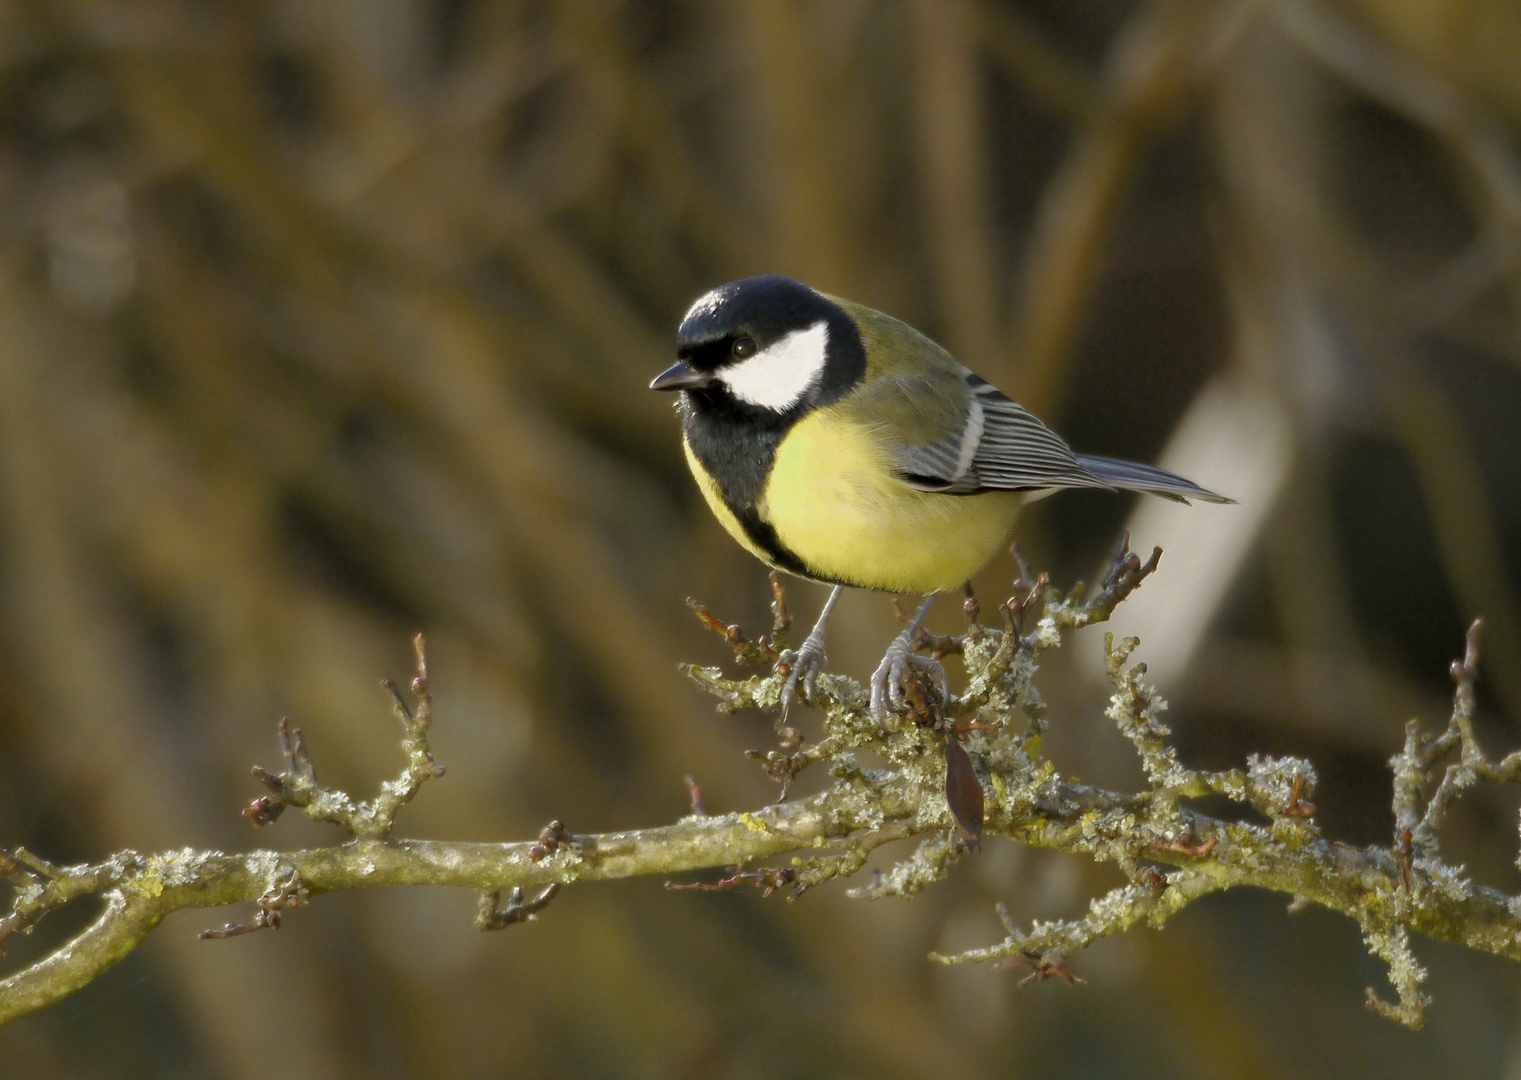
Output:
top-left (778, 640), bottom-right (827, 719)
top-left (869, 632), bottom-right (950, 729)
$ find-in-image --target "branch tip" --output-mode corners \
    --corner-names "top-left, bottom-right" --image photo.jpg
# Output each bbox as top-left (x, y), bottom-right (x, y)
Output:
top-left (412, 632), bottom-right (429, 687)
top-left (528, 821), bottom-right (569, 863)
top-left (383, 678), bottom-right (413, 722)
top-left (241, 795), bottom-right (286, 829)
top-left (11, 847), bottom-right (61, 881)
top-left (962, 581), bottom-right (982, 639)
top-left (666, 867), bottom-right (797, 898)
top-left (767, 570), bottom-right (791, 649)
top-left (477, 884), bottom-right (560, 930)
top-left (687, 595), bottom-right (781, 666)
top-left (684, 775), bottom-right (707, 816)
top-left (199, 870), bottom-right (303, 940)
top-left (993, 952), bottom-right (1087, 988)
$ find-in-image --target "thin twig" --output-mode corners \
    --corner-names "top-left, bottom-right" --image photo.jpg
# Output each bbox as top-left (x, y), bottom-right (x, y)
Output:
top-left (5, 573), bottom-right (1521, 1034)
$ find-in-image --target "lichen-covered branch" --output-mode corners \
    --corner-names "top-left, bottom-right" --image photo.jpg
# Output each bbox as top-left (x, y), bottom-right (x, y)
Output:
top-left (4, 540), bottom-right (1521, 1031)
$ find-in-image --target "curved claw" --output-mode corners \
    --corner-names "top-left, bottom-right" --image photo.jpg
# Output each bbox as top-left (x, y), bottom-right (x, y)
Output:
top-left (869, 633), bottom-right (950, 729)
top-left (778, 642), bottom-right (827, 719)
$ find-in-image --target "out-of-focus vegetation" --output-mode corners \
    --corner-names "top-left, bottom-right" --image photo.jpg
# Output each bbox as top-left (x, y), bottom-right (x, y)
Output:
top-left (0, 1), bottom-right (1519, 1077)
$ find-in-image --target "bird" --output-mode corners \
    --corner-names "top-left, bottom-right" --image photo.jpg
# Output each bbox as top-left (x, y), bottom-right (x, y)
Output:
top-left (651, 275), bottom-right (1232, 725)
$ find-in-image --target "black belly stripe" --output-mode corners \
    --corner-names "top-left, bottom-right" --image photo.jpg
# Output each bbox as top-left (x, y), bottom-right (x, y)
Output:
top-left (734, 506), bottom-right (829, 581)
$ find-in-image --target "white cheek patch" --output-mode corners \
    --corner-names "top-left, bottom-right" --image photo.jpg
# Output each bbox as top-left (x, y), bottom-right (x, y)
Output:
top-left (718, 320), bottom-right (830, 411)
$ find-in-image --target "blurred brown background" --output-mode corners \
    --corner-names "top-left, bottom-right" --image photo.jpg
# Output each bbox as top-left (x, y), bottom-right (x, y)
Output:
top-left (1, 0), bottom-right (1520, 1076)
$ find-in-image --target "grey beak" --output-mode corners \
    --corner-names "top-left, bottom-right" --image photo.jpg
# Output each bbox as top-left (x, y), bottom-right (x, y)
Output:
top-left (650, 360), bottom-right (715, 392)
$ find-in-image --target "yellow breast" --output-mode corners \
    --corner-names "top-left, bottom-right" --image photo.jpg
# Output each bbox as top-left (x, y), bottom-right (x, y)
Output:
top-left (758, 407), bottom-right (1023, 593)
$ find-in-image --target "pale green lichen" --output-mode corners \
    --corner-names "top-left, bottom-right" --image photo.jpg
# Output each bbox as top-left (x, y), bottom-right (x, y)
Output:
top-left (847, 831), bottom-right (965, 900)
top-left (1363, 922), bottom-right (1432, 1028)
top-left (3, 566), bottom-right (1519, 1032)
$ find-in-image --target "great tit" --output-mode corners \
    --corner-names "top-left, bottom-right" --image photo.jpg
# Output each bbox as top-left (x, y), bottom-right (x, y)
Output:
top-left (652, 275), bottom-right (1231, 723)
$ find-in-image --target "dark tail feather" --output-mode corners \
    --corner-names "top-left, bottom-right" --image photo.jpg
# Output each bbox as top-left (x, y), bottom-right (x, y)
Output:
top-left (1075, 454), bottom-right (1235, 504)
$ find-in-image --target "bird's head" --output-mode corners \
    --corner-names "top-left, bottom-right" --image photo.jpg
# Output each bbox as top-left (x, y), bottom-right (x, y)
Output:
top-left (651, 275), bottom-right (864, 415)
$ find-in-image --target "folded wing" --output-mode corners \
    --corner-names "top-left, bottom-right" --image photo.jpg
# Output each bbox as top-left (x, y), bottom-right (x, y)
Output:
top-left (897, 374), bottom-right (1231, 504)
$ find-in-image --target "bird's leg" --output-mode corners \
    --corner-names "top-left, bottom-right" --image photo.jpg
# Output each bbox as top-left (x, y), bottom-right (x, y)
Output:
top-left (778, 584), bottom-right (842, 719)
top-left (870, 594), bottom-right (950, 729)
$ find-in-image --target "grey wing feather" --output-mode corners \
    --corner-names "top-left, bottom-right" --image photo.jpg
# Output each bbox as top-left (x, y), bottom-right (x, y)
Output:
top-left (897, 376), bottom-right (1109, 494)
top-left (1073, 454), bottom-right (1234, 504)
top-left (898, 375), bottom-right (1234, 503)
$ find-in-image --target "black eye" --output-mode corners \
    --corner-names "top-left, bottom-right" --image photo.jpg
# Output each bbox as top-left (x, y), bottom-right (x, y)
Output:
top-left (731, 336), bottom-right (758, 359)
